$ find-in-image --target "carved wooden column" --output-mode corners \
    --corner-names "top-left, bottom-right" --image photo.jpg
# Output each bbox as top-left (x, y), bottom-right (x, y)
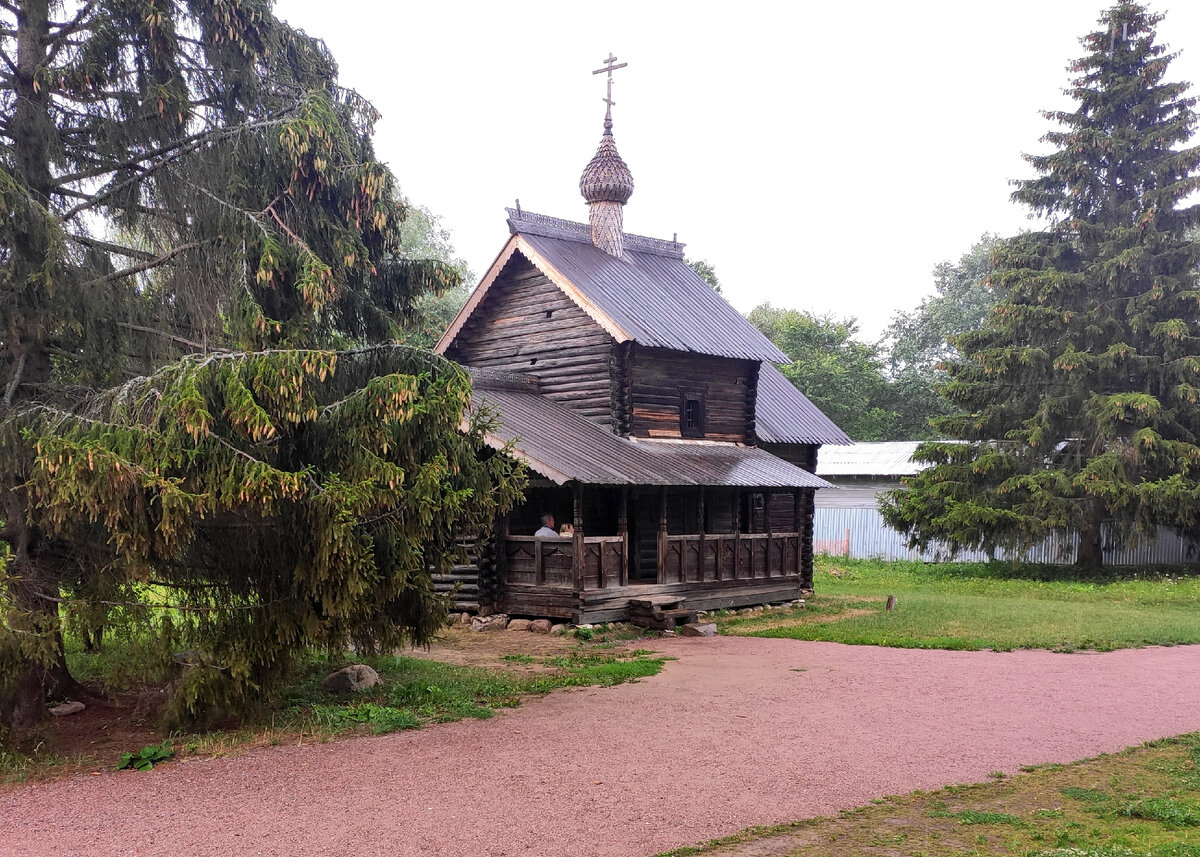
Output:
top-left (733, 488), bottom-right (742, 580)
top-left (656, 487), bottom-right (667, 584)
top-left (697, 487), bottom-right (706, 583)
top-left (802, 488), bottom-right (815, 594)
top-left (764, 490), bottom-right (773, 579)
top-left (572, 483), bottom-right (585, 593)
top-left (793, 490), bottom-right (803, 578)
top-left (618, 487), bottom-right (629, 587)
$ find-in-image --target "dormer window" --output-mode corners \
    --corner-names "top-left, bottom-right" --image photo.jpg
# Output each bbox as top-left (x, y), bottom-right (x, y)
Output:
top-left (679, 387), bottom-right (705, 438)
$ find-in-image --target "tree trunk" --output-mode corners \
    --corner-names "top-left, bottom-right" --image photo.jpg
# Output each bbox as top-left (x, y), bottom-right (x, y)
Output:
top-left (2, 0), bottom-right (63, 734)
top-left (1075, 503), bottom-right (1104, 571)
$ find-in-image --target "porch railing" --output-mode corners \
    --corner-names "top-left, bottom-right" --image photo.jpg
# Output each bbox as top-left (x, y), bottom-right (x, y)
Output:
top-left (659, 532), bottom-right (800, 584)
top-left (503, 535), bottom-right (627, 590)
top-left (502, 532), bottom-right (801, 591)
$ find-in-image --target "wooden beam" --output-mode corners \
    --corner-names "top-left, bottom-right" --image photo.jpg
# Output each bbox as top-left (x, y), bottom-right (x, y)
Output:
top-left (764, 491), bottom-right (772, 579)
top-left (618, 488), bottom-right (629, 587)
top-left (572, 483), bottom-right (585, 593)
top-left (733, 489), bottom-right (742, 581)
top-left (657, 488), bottom-right (668, 584)
top-left (794, 491), bottom-right (803, 577)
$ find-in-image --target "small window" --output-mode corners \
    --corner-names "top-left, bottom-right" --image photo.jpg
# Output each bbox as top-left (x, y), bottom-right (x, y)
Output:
top-left (679, 388), bottom-right (705, 438)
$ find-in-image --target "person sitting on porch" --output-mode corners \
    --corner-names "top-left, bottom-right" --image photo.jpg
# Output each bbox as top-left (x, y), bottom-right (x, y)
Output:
top-left (534, 513), bottom-right (559, 538)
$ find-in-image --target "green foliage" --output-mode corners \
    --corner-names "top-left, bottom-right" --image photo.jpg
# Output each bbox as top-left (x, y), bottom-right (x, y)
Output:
top-left (1120, 799), bottom-right (1200, 829)
top-left (882, 4), bottom-right (1200, 568)
top-left (927, 809), bottom-right (1024, 825)
top-left (3, 346), bottom-right (525, 727)
top-left (394, 202), bottom-right (474, 349)
top-left (882, 235), bottom-right (1000, 439)
top-left (0, 1), bottom-right (480, 734)
top-left (748, 304), bottom-right (899, 440)
top-left (116, 743), bottom-right (174, 772)
top-left (686, 258), bottom-right (722, 294)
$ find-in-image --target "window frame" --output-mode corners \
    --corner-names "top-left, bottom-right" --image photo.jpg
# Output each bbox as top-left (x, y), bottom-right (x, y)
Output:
top-left (679, 386), bottom-right (706, 438)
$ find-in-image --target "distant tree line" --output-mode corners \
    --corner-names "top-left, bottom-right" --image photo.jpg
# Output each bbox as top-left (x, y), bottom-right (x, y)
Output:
top-left (747, 235), bottom-right (999, 442)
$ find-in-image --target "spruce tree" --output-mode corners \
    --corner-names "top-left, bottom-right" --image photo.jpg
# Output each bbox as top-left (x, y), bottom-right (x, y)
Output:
top-left (0, 1), bottom-right (512, 733)
top-left (881, 3), bottom-right (1200, 569)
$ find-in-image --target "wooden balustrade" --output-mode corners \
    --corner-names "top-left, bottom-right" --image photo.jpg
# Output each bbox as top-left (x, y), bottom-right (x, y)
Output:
top-left (503, 532), bottom-right (801, 590)
top-left (503, 535), bottom-right (626, 590)
top-left (659, 532), bottom-right (801, 584)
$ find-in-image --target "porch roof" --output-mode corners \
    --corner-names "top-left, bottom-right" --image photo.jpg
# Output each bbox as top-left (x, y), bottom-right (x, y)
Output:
top-left (469, 371), bottom-right (831, 490)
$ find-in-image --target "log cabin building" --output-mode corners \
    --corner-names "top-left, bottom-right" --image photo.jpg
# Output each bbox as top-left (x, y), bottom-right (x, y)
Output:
top-left (435, 79), bottom-right (850, 624)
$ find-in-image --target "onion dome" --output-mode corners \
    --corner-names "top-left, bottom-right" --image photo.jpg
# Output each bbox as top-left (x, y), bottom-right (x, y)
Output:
top-left (579, 124), bottom-right (634, 205)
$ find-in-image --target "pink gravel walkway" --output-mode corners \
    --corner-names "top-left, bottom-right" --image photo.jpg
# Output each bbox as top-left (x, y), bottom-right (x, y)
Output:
top-left (3, 638), bottom-right (1199, 857)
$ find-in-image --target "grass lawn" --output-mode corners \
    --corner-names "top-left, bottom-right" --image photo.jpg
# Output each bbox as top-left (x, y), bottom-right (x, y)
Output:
top-left (656, 733), bottom-right (1200, 857)
top-left (717, 557), bottom-right (1200, 652)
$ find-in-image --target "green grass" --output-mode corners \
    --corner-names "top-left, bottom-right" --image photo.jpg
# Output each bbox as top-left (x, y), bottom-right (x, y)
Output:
top-left (717, 557), bottom-right (1200, 651)
top-left (229, 649), bottom-right (663, 738)
top-left (655, 734), bottom-right (1200, 857)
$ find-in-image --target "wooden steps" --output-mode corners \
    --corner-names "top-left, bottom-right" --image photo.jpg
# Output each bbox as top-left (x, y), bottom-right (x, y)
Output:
top-left (627, 597), bottom-right (697, 631)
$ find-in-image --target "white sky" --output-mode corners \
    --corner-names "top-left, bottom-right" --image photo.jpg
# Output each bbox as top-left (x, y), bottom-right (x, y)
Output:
top-left (274, 1), bottom-right (1200, 341)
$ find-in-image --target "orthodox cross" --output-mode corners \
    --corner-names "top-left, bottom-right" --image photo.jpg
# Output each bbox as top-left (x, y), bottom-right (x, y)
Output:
top-left (592, 53), bottom-right (628, 129)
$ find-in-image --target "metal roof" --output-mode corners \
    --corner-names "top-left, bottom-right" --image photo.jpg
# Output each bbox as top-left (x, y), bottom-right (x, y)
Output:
top-left (754, 363), bottom-right (852, 446)
top-left (470, 372), bottom-right (830, 490)
top-left (815, 442), bottom-right (927, 477)
top-left (506, 210), bottom-right (789, 363)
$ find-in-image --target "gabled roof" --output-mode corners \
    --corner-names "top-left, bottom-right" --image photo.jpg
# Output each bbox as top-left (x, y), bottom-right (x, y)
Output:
top-left (755, 364), bottom-right (853, 446)
top-left (815, 442), bottom-right (927, 477)
top-left (468, 369), bottom-right (830, 490)
top-left (437, 210), bottom-right (788, 363)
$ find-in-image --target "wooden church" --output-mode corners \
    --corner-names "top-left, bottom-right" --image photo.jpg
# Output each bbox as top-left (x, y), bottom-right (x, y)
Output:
top-left (436, 60), bottom-right (850, 624)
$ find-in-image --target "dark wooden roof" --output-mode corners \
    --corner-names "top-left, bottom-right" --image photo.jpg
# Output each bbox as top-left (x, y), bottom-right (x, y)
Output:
top-left (755, 363), bottom-right (853, 446)
top-left (470, 369), bottom-right (830, 489)
top-left (436, 210), bottom-right (788, 363)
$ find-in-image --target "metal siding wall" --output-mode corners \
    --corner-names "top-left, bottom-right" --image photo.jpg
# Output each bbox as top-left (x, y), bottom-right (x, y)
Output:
top-left (814, 507), bottom-right (1200, 565)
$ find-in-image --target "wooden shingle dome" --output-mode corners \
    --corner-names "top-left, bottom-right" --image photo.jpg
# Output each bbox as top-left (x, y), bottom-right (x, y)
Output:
top-left (579, 127), bottom-right (634, 205)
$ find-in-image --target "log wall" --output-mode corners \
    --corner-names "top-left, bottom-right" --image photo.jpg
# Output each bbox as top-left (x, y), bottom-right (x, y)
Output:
top-left (626, 346), bottom-right (755, 442)
top-left (446, 255), bottom-right (616, 428)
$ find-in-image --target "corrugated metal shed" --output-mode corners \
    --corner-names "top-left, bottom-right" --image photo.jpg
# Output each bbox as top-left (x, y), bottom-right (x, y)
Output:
top-left (470, 371), bottom-right (830, 490)
top-left (816, 442), bottom-right (926, 477)
top-left (511, 210), bottom-right (788, 363)
top-left (814, 507), bottom-right (1200, 566)
top-left (755, 363), bottom-right (852, 446)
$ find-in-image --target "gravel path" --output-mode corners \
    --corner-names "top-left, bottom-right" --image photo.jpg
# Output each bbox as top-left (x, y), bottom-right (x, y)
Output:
top-left (4, 638), bottom-right (1200, 857)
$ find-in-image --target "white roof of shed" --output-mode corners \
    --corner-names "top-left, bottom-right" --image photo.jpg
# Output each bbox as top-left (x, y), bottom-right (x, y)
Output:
top-left (815, 442), bottom-right (926, 477)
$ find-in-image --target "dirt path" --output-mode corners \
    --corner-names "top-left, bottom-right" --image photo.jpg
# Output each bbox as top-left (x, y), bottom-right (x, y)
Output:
top-left (4, 638), bottom-right (1200, 857)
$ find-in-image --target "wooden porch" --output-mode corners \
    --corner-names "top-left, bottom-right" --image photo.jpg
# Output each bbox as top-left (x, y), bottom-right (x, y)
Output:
top-left (495, 484), bottom-right (812, 623)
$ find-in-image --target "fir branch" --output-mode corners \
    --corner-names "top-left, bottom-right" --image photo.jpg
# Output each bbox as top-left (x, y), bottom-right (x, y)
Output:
top-left (75, 241), bottom-right (205, 290)
top-left (68, 234), bottom-right (157, 262)
top-left (57, 109), bottom-right (300, 222)
top-left (116, 323), bottom-right (209, 352)
top-left (3, 351), bottom-right (26, 408)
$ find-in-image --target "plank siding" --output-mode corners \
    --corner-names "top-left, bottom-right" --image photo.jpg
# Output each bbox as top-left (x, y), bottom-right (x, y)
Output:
top-left (627, 346), bottom-right (754, 442)
top-left (447, 255), bottom-right (616, 428)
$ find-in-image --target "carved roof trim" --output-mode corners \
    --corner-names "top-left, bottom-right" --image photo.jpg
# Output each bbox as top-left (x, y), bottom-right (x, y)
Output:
top-left (506, 208), bottom-right (686, 259)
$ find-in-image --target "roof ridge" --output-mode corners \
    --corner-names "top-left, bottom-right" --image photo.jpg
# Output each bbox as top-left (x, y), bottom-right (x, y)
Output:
top-left (506, 208), bottom-right (686, 259)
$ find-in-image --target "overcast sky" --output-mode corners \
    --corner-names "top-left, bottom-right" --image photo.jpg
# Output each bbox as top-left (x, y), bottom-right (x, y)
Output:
top-left (274, 1), bottom-right (1200, 341)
